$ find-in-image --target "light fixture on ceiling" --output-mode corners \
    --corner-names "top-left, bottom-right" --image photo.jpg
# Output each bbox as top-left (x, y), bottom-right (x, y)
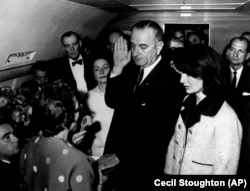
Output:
top-left (180, 12), bottom-right (192, 17)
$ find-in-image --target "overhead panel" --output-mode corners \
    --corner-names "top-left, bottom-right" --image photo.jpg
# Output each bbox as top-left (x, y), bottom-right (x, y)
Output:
top-left (74, 0), bottom-right (249, 12)
top-left (68, 0), bottom-right (136, 12)
top-left (125, 0), bottom-right (249, 11)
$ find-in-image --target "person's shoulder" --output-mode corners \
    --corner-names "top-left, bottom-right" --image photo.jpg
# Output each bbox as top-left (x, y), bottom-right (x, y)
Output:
top-left (20, 135), bottom-right (40, 153)
top-left (81, 52), bottom-right (91, 61)
top-left (241, 65), bottom-right (250, 86)
top-left (243, 64), bottom-right (250, 73)
top-left (89, 86), bottom-right (98, 93)
top-left (61, 140), bottom-right (91, 163)
top-left (217, 101), bottom-right (240, 121)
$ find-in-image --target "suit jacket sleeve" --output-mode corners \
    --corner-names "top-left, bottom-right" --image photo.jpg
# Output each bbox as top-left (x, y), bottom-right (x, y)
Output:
top-left (105, 62), bottom-right (138, 109)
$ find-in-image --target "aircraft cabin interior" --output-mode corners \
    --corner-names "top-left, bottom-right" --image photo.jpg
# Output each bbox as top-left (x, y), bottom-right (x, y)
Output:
top-left (1, 1), bottom-right (250, 188)
top-left (0, 0), bottom-right (250, 88)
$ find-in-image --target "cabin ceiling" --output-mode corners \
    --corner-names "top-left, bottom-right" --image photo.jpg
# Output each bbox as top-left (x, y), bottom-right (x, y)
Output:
top-left (69, 0), bottom-right (250, 12)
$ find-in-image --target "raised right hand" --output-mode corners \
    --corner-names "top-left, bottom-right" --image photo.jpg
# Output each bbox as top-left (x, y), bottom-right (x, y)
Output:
top-left (112, 37), bottom-right (131, 75)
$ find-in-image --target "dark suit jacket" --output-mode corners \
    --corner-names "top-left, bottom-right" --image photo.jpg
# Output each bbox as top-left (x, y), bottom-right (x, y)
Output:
top-left (226, 65), bottom-right (250, 175)
top-left (21, 80), bottom-right (41, 96)
top-left (0, 160), bottom-right (21, 191)
top-left (104, 57), bottom-right (185, 190)
top-left (49, 54), bottom-right (96, 92)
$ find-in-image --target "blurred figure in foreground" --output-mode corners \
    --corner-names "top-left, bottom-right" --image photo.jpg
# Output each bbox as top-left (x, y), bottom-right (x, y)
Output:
top-left (0, 119), bottom-right (21, 191)
top-left (19, 81), bottom-right (96, 191)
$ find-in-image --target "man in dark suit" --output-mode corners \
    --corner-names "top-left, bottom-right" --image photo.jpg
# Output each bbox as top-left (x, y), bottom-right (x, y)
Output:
top-left (0, 118), bottom-right (21, 191)
top-left (50, 31), bottom-right (95, 97)
top-left (104, 20), bottom-right (184, 191)
top-left (21, 61), bottom-right (49, 96)
top-left (225, 36), bottom-right (250, 175)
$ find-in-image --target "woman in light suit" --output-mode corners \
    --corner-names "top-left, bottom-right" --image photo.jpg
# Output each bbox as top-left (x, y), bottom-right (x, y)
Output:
top-left (165, 45), bottom-right (242, 175)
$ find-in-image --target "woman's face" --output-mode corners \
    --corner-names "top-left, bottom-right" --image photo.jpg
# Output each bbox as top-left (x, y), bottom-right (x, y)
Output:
top-left (179, 72), bottom-right (203, 96)
top-left (93, 59), bottom-right (110, 83)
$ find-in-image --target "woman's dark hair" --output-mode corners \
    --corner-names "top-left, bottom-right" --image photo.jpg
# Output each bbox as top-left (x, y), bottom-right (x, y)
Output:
top-left (32, 80), bottom-right (76, 136)
top-left (172, 44), bottom-right (227, 96)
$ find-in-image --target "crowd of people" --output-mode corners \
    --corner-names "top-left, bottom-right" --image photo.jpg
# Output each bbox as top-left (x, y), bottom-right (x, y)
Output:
top-left (0, 19), bottom-right (250, 191)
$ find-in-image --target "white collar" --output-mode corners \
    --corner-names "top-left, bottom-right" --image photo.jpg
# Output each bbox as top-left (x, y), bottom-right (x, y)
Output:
top-left (230, 65), bottom-right (243, 77)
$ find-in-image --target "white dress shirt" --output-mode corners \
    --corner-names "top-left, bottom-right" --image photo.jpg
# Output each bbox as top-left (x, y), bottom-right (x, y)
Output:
top-left (69, 55), bottom-right (88, 93)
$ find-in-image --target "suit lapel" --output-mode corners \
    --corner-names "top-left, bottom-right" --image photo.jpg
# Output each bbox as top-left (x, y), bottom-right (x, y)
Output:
top-left (237, 66), bottom-right (249, 93)
top-left (137, 59), bottom-right (163, 89)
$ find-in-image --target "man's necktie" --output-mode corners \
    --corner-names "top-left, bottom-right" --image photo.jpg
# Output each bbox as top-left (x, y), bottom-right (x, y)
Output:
top-left (72, 59), bottom-right (83, 66)
top-left (133, 68), bottom-right (144, 92)
top-left (232, 71), bottom-right (237, 89)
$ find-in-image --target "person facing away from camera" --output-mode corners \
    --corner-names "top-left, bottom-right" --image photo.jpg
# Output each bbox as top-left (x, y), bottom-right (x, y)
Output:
top-left (165, 44), bottom-right (242, 175)
top-left (104, 20), bottom-right (184, 191)
top-left (19, 81), bottom-right (96, 191)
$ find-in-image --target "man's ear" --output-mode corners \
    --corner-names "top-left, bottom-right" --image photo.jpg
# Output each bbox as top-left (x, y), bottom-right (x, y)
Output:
top-left (156, 41), bottom-right (164, 55)
top-left (79, 39), bottom-right (82, 48)
top-left (246, 52), bottom-right (250, 60)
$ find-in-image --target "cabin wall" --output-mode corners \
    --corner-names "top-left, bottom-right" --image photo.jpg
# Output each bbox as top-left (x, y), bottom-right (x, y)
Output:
top-left (0, 74), bottom-right (33, 90)
top-left (0, 0), bottom-right (115, 89)
top-left (1, 1), bottom-right (250, 89)
top-left (100, 11), bottom-right (250, 55)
